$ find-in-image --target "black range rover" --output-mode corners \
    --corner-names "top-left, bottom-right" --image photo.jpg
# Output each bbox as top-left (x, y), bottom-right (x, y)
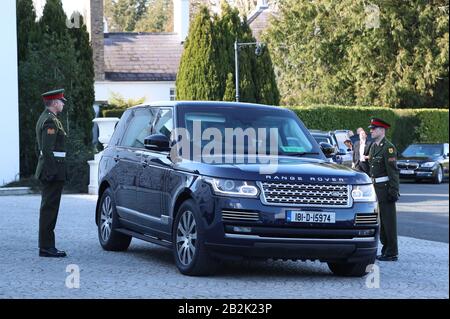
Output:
top-left (95, 101), bottom-right (379, 277)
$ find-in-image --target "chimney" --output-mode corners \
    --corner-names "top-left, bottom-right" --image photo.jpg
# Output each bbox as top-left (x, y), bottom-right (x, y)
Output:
top-left (89, 0), bottom-right (105, 81)
top-left (173, 0), bottom-right (190, 43)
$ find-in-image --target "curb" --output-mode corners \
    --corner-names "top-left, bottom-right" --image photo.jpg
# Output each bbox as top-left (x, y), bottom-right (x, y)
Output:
top-left (0, 187), bottom-right (34, 196)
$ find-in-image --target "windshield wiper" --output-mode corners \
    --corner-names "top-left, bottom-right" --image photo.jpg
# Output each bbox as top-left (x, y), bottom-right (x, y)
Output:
top-left (280, 152), bottom-right (320, 157)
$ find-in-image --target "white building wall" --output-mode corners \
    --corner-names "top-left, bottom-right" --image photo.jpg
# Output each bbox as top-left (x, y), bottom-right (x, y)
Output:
top-left (0, 0), bottom-right (20, 185)
top-left (95, 81), bottom-right (176, 104)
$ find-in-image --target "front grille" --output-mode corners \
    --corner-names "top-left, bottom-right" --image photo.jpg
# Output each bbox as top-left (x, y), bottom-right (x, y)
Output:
top-left (355, 213), bottom-right (378, 225)
top-left (397, 162), bottom-right (419, 170)
top-left (259, 182), bottom-right (351, 207)
top-left (222, 210), bottom-right (259, 222)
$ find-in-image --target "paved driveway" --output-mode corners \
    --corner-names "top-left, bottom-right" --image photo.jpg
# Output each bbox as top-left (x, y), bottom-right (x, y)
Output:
top-left (397, 182), bottom-right (449, 243)
top-left (0, 193), bottom-right (448, 299)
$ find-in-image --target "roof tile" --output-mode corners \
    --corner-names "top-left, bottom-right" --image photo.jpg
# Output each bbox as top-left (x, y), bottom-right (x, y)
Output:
top-left (104, 32), bottom-right (183, 82)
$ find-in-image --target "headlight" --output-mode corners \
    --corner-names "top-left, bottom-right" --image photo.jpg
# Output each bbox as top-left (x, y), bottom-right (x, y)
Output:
top-left (352, 184), bottom-right (376, 202)
top-left (204, 178), bottom-right (260, 198)
top-left (421, 162), bottom-right (436, 168)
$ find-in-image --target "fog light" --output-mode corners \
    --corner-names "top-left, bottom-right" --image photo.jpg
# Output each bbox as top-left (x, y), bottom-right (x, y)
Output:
top-left (358, 229), bottom-right (375, 236)
top-left (233, 226), bottom-right (252, 233)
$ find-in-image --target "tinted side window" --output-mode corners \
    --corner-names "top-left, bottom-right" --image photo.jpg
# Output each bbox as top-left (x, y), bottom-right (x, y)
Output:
top-left (154, 109), bottom-right (173, 138)
top-left (120, 108), bottom-right (155, 148)
top-left (108, 110), bottom-right (132, 147)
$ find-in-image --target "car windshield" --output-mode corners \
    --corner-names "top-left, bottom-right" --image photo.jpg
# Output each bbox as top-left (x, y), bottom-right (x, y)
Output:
top-left (176, 105), bottom-right (318, 159)
top-left (313, 135), bottom-right (332, 145)
top-left (334, 132), bottom-right (350, 150)
top-left (402, 144), bottom-right (443, 157)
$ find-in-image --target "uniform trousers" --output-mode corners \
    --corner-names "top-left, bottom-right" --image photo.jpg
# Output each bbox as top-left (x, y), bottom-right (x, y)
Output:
top-left (39, 180), bottom-right (64, 249)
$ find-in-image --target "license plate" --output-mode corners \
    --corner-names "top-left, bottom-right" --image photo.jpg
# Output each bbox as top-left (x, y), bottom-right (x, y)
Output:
top-left (286, 211), bottom-right (335, 223)
top-left (400, 169), bottom-right (415, 175)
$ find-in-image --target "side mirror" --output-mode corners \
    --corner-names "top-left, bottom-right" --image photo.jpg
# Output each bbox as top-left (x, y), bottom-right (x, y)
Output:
top-left (337, 148), bottom-right (347, 156)
top-left (320, 142), bottom-right (337, 158)
top-left (144, 134), bottom-right (170, 152)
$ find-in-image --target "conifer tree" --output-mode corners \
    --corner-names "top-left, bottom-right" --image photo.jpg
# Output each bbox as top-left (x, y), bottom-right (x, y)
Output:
top-left (17, 0), bottom-right (95, 191)
top-left (37, 0), bottom-right (80, 135)
top-left (104, 0), bottom-right (151, 32)
top-left (39, 0), bottom-right (68, 38)
top-left (266, 0), bottom-right (448, 107)
top-left (176, 2), bottom-right (279, 105)
top-left (233, 14), bottom-right (257, 103)
top-left (17, 0), bottom-right (40, 177)
top-left (68, 13), bottom-right (95, 146)
top-left (16, 0), bottom-right (37, 62)
top-left (135, 0), bottom-right (173, 32)
top-left (223, 73), bottom-right (236, 101)
top-left (252, 47), bottom-right (280, 105)
top-left (176, 7), bottom-right (222, 100)
top-left (250, 25), bottom-right (279, 105)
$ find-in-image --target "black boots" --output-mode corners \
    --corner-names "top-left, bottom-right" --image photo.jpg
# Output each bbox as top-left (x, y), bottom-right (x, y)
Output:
top-left (39, 247), bottom-right (67, 258)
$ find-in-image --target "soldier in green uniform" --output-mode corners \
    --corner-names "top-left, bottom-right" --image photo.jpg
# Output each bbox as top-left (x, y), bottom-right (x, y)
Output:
top-left (368, 118), bottom-right (400, 261)
top-left (35, 89), bottom-right (68, 258)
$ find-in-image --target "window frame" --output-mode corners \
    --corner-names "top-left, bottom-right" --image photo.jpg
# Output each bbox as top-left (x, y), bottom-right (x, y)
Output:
top-left (152, 107), bottom-right (174, 140)
top-left (117, 106), bottom-right (158, 150)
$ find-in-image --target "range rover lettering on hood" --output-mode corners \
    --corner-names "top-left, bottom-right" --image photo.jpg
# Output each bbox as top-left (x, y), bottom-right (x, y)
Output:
top-left (265, 175), bottom-right (346, 182)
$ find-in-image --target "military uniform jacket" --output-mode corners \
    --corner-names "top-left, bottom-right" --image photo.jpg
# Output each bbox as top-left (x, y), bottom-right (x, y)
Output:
top-left (368, 137), bottom-right (400, 202)
top-left (35, 110), bottom-right (67, 181)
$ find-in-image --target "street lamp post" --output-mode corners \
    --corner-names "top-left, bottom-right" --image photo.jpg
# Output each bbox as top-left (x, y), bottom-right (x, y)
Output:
top-left (234, 40), bottom-right (264, 102)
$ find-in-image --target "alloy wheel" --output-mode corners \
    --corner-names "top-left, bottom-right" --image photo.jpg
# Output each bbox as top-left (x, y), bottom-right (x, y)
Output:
top-left (437, 166), bottom-right (443, 183)
top-left (100, 195), bottom-right (113, 241)
top-left (176, 210), bottom-right (197, 266)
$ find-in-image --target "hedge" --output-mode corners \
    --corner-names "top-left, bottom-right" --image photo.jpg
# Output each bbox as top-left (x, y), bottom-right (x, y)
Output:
top-left (414, 109), bottom-right (449, 143)
top-left (102, 108), bottom-right (126, 118)
top-left (287, 106), bottom-right (449, 152)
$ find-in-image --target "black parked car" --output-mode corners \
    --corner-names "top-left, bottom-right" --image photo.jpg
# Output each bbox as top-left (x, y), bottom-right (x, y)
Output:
top-left (95, 101), bottom-right (378, 277)
top-left (397, 143), bottom-right (449, 184)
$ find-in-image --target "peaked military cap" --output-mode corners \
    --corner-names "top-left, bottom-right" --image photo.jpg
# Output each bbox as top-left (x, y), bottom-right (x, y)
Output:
top-left (368, 117), bottom-right (391, 129)
top-left (42, 89), bottom-right (67, 102)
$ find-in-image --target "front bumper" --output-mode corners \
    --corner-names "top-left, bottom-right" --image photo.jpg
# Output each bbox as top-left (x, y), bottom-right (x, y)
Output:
top-left (399, 167), bottom-right (437, 179)
top-left (199, 194), bottom-right (379, 263)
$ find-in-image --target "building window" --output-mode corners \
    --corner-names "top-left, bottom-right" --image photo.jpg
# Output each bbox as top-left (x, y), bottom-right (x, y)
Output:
top-left (170, 88), bottom-right (176, 101)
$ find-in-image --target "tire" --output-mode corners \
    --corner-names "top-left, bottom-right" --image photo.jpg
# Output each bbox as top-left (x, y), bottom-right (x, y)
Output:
top-left (433, 166), bottom-right (443, 184)
top-left (97, 188), bottom-right (131, 251)
top-left (327, 257), bottom-right (375, 277)
top-left (172, 199), bottom-right (218, 276)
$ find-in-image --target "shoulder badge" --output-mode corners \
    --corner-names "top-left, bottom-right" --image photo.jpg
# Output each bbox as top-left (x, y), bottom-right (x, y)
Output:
top-left (388, 147), bottom-right (394, 154)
